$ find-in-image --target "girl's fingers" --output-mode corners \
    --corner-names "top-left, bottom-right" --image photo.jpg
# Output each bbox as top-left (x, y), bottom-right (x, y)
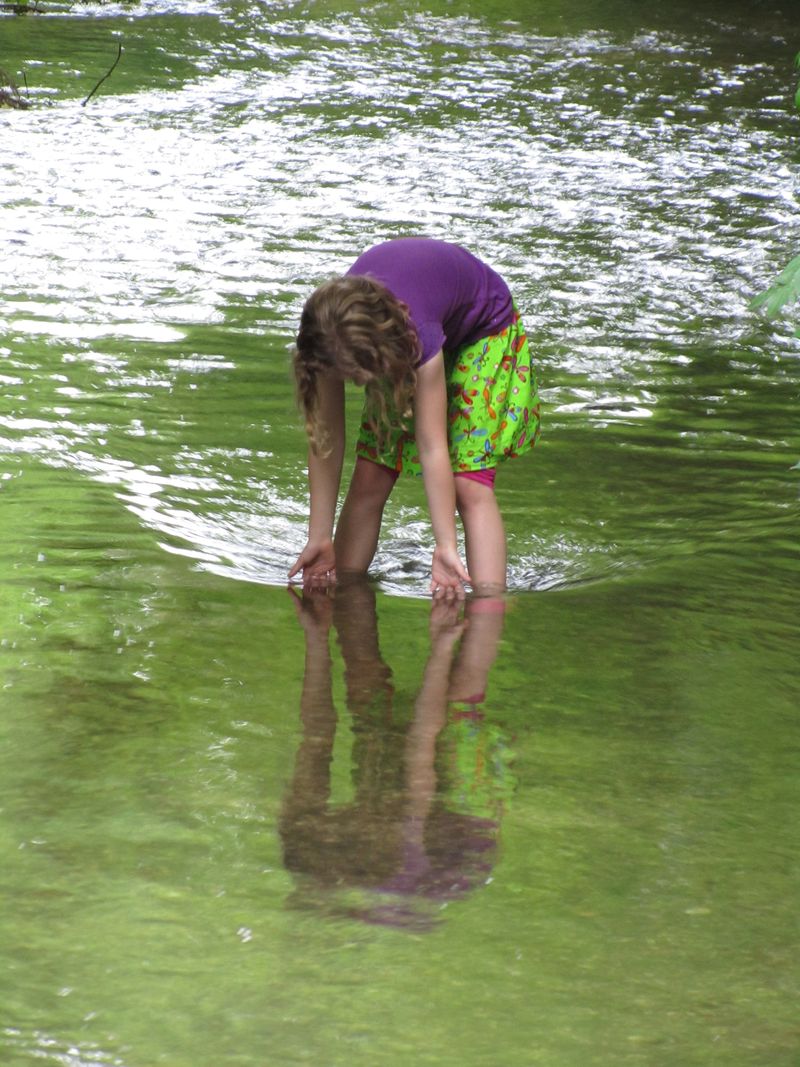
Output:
top-left (287, 585), bottom-right (304, 614)
top-left (431, 579), bottom-right (466, 600)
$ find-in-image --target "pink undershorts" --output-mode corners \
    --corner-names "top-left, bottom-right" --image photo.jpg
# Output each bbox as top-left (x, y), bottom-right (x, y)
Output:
top-left (377, 462), bottom-right (496, 490)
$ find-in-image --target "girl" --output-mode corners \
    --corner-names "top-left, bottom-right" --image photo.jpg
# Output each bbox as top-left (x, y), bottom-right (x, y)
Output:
top-left (288, 237), bottom-right (540, 595)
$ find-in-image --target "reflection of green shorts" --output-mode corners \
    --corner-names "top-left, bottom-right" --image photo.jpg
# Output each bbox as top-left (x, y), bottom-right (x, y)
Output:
top-left (441, 709), bottom-right (516, 820)
top-left (356, 309), bottom-right (541, 476)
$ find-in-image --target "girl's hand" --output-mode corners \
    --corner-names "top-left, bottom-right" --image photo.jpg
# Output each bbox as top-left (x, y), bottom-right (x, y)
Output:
top-left (287, 585), bottom-right (334, 634)
top-left (288, 538), bottom-right (336, 585)
top-left (430, 544), bottom-right (471, 598)
top-left (429, 598), bottom-right (466, 648)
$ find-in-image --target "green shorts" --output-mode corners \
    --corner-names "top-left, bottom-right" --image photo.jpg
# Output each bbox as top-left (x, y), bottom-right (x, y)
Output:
top-left (356, 309), bottom-right (540, 476)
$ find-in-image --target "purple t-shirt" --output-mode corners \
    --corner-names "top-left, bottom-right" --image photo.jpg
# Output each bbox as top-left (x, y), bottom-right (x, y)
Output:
top-left (346, 238), bottom-right (514, 365)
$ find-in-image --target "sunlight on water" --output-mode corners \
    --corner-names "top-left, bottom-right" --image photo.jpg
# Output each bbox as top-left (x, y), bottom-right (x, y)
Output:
top-left (3, 2), bottom-right (798, 594)
top-left (2, 1027), bottom-right (126, 1067)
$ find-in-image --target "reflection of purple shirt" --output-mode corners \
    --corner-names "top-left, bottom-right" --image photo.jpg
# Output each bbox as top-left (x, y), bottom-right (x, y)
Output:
top-left (346, 238), bottom-right (515, 365)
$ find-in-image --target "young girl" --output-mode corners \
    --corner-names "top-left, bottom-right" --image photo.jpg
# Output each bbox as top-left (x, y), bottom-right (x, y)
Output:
top-left (288, 237), bottom-right (540, 595)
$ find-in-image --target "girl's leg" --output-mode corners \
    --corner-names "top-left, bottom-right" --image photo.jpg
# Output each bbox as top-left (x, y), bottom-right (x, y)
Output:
top-left (454, 474), bottom-right (507, 592)
top-left (334, 457), bottom-right (397, 574)
top-left (448, 596), bottom-right (506, 702)
top-left (333, 577), bottom-right (393, 711)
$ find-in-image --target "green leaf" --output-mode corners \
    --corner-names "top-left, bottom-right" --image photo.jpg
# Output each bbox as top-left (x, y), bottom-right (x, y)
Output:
top-left (751, 253), bottom-right (800, 318)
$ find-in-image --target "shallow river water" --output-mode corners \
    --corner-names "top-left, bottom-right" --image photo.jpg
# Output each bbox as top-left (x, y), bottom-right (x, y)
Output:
top-left (1, 1), bottom-right (799, 1064)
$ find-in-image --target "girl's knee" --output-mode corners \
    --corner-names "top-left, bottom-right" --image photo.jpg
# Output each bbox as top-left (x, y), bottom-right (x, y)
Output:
top-left (350, 457), bottom-right (397, 504)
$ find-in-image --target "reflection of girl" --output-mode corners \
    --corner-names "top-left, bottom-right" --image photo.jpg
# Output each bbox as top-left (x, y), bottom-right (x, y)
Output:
top-left (288, 237), bottom-right (540, 595)
top-left (280, 582), bottom-right (512, 929)
top-left (438, 597), bottom-right (515, 826)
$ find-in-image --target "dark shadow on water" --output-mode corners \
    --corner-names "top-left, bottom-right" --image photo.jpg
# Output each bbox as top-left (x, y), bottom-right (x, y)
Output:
top-left (280, 580), bottom-right (513, 932)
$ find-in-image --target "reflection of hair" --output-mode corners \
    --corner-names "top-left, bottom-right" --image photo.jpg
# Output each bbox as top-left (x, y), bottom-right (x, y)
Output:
top-left (292, 275), bottom-right (419, 456)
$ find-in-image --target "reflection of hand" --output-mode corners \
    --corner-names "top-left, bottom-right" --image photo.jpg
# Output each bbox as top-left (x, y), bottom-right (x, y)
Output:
top-left (430, 544), bottom-right (471, 598)
top-left (288, 538), bottom-right (336, 587)
top-left (287, 585), bottom-right (334, 634)
top-left (429, 598), bottom-right (466, 650)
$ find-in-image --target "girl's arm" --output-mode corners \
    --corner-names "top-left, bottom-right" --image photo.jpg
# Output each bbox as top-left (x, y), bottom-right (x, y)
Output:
top-left (414, 352), bottom-right (472, 594)
top-left (288, 373), bottom-right (345, 581)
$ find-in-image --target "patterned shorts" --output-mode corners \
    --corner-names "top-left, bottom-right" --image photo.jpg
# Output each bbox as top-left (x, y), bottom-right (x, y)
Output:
top-left (356, 308), bottom-right (540, 476)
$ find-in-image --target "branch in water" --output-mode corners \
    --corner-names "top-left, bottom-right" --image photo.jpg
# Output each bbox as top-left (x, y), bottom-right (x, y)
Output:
top-left (82, 42), bottom-right (123, 107)
top-left (0, 65), bottom-right (30, 108)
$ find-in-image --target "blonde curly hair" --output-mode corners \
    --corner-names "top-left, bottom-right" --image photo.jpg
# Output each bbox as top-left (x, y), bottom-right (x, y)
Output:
top-left (292, 274), bottom-right (419, 456)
